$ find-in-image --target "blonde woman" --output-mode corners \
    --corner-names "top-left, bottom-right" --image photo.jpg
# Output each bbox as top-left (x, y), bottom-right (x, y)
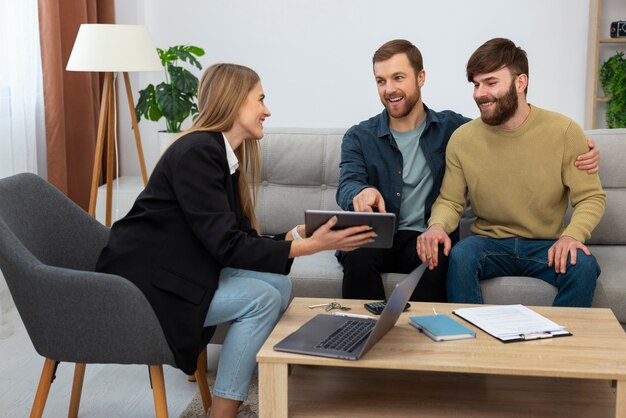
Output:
top-left (96, 63), bottom-right (375, 418)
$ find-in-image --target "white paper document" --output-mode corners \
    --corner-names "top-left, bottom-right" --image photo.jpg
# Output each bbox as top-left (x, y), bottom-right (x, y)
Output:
top-left (453, 304), bottom-right (571, 342)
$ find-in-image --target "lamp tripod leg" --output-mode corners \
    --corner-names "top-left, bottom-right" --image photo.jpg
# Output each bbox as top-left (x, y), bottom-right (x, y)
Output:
top-left (88, 73), bottom-right (113, 218)
top-left (105, 75), bottom-right (116, 227)
top-left (123, 72), bottom-right (149, 186)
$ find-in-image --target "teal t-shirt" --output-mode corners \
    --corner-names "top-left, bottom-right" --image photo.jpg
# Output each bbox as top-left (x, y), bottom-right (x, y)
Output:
top-left (391, 122), bottom-right (433, 232)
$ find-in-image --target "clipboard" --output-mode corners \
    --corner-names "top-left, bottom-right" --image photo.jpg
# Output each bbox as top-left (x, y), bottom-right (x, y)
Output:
top-left (452, 304), bottom-right (572, 343)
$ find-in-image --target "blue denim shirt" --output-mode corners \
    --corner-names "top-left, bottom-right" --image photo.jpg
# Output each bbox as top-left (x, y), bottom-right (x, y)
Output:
top-left (336, 104), bottom-right (469, 233)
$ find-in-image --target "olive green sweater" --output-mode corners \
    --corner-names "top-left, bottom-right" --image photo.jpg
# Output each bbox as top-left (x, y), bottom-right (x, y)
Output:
top-left (428, 105), bottom-right (606, 242)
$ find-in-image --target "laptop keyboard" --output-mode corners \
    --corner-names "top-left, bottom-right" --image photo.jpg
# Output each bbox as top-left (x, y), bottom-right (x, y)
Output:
top-left (315, 320), bottom-right (375, 352)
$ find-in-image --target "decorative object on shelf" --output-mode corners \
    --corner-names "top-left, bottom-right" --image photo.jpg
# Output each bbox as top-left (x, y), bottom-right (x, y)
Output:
top-left (610, 19), bottom-right (626, 38)
top-left (599, 51), bottom-right (626, 128)
top-left (135, 45), bottom-right (205, 135)
top-left (66, 24), bottom-right (161, 226)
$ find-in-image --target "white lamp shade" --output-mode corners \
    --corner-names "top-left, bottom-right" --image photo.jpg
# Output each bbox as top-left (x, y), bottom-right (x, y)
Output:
top-left (66, 24), bottom-right (162, 72)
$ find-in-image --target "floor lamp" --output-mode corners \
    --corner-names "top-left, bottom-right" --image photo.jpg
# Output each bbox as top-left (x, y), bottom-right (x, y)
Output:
top-left (66, 24), bottom-right (161, 226)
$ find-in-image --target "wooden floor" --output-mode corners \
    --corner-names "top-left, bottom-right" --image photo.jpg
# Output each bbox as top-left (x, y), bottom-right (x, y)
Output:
top-left (0, 307), bottom-right (219, 418)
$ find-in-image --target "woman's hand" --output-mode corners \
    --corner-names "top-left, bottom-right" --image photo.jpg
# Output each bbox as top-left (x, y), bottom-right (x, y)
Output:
top-left (289, 216), bottom-right (376, 258)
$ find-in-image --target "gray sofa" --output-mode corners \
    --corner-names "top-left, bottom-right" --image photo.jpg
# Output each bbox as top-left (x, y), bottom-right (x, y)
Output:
top-left (256, 127), bottom-right (626, 323)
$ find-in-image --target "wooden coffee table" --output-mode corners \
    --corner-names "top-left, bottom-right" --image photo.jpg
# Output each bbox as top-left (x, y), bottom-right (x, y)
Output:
top-left (256, 298), bottom-right (626, 417)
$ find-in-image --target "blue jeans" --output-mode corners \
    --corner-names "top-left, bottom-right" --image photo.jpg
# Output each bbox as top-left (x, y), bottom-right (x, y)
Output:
top-left (447, 236), bottom-right (600, 307)
top-left (203, 267), bottom-right (291, 401)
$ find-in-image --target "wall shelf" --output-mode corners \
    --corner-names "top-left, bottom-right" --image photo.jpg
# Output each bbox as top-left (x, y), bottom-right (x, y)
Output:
top-left (585, 0), bottom-right (626, 129)
top-left (599, 38), bottom-right (626, 43)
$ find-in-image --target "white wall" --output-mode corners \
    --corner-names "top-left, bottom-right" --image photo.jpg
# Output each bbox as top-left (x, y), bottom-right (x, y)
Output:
top-left (115, 0), bottom-right (591, 176)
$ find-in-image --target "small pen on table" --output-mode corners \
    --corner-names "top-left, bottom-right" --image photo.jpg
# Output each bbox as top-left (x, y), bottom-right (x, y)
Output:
top-left (519, 332), bottom-right (553, 340)
top-left (331, 312), bottom-right (374, 320)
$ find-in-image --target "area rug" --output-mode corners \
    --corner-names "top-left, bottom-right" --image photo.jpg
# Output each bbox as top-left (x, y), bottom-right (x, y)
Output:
top-left (178, 371), bottom-right (258, 418)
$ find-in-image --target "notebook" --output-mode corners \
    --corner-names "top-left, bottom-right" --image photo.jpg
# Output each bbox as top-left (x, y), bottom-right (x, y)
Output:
top-left (409, 314), bottom-right (476, 342)
top-left (273, 263), bottom-right (426, 360)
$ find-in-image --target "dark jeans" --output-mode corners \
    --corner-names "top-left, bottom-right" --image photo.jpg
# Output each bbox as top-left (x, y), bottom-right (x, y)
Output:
top-left (337, 230), bottom-right (448, 302)
top-left (447, 236), bottom-right (601, 307)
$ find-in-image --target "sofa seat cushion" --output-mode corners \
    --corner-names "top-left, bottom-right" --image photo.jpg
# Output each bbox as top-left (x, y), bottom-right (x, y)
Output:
top-left (289, 251), bottom-right (343, 298)
top-left (589, 245), bottom-right (626, 323)
top-left (374, 272), bottom-right (560, 307)
top-left (384, 273), bottom-right (558, 307)
top-left (481, 277), bottom-right (557, 306)
top-left (290, 257), bottom-right (435, 302)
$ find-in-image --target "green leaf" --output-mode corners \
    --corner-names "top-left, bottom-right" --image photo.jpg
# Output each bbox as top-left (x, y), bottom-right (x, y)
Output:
top-left (161, 47), bottom-right (177, 65)
top-left (169, 66), bottom-right (199, 95)
top-left (171, 45), bottom-right (204, 70)
top-left (157, 47), bottom-right (173, 67)
top-left (599, 51), bottom-right (626, 128)
top-left (155, 82), bottom-right (192, 124)
top-left (134, 44), bottom-right (205, 133)
top-left (135, 84), bottom-right (163, 123)
top-left (186, 46), bottom-right (205, 56)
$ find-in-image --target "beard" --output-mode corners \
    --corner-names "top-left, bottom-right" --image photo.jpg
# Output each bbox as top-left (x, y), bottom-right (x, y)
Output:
top-left (476, 80), bottom-right (519, 126)
top-left (384, 88), bottom-right (421, 119)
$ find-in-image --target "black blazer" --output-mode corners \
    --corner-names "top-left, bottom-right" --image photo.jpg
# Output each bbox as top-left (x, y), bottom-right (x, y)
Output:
top-left (96, 131), bottom-right (292, 374)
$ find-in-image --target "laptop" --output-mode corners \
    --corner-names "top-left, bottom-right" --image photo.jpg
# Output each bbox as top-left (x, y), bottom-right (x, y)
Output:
top-left (273, 263), bottom-right (427, 360)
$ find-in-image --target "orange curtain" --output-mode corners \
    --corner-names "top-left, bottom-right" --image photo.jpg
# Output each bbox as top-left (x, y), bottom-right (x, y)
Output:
top-left (37, 0), bottom-right (114, 210)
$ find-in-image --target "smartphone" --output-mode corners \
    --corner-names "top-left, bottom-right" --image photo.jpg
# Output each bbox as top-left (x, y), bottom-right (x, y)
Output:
top-left (364, 300), bottom-right (411, 315)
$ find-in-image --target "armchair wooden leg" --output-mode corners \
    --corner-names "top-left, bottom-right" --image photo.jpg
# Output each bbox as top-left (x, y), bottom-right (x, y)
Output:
top-left (30, 358), bottom-right (57, 418)
top-left (68, 363), bottom-right (86, 418)
top-left (195, 347), bottom-right (212, 412)
top-left (149, 365), bottom-right (169, 418)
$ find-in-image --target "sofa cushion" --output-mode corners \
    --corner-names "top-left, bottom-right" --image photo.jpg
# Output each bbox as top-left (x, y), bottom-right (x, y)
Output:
top-left (585, 189), bottom-right (626, 245)
top-left (588, 245), bottom-right (626, 321)
top-left (480, 277), bottom-right (557, 306)
top-left (377, 273), bottom-right (558, 308)
top-left (584, 129), bottom-right (626, 245)
top-left (257, 128), bottom-right (344, 236)
top-left (289, 251), bottom-right (343, 298)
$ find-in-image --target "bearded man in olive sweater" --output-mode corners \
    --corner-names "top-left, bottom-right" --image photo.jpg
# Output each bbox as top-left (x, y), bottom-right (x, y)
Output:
top-left (417, 38), bottom-right (606, 307)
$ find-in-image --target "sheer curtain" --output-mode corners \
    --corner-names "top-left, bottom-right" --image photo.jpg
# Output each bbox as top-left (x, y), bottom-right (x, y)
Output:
top-left (0, 0), bottom-right (46, 337)
top-left (0, 0), bottom-right (46, 179)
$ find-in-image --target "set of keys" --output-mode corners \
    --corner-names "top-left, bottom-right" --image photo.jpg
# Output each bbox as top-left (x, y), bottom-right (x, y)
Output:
top-left (308, 301), bottom-right (351, 312)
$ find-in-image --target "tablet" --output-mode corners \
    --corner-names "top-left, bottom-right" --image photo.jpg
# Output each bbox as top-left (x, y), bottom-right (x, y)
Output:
top-left (304, 210), bottom-right (396, 249)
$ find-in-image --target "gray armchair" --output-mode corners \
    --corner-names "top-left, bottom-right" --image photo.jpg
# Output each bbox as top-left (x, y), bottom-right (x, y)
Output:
top-left (0, 173), bottom-right (211, 418)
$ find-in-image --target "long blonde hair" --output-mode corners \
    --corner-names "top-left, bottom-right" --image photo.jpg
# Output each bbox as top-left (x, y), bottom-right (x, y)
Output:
top-left (185, 63), bottom-right (262, 231)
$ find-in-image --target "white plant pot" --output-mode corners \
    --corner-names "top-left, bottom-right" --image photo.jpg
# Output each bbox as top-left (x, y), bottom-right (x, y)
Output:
top-left (158, 131), bottom-right (179, 155)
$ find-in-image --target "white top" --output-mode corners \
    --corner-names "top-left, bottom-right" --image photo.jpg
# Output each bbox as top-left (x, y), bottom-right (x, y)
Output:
top-left (221, 133), bottom-right (239, 175)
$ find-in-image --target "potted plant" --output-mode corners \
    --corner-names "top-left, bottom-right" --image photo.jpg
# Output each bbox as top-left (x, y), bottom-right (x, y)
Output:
top-left (599, 51), bottom-right (626, 129)
top-left (135, 45), bottom-right (205, 152)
